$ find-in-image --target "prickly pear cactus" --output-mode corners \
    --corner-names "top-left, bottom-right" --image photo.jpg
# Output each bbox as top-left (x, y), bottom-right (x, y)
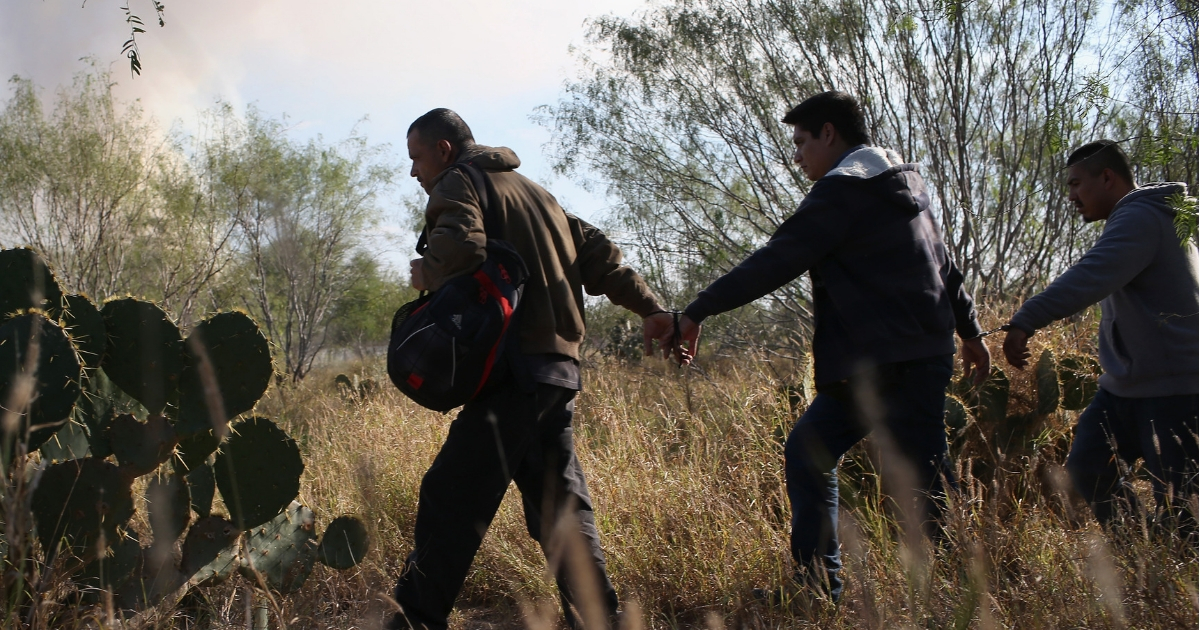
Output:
top-left (183, 460), bottom-right (217, 518)
top-left (181, 516), bottom-right (241, 587)
top-left (31, 458), bottom-right (134, 561)
top-left (0, 248), bottom-right (62, 322)
top-left (1059, 355), bottom-right (1100, 410)
top-left (240, 502), bottom-right (319, 594)
top-left (214, 417), bottom-right (304, 531)
top-left (1035, 349), bottom-right (1061, 415)
top-left (56, 293), bottom-right (106, 370)
top-left (100, 298), bottom-right (185, 416)
top-left (177, 311), bottom-right (273, 437)
top-left (76, 530), bottom-right (142, 600)
top-left (148, 470), bottom-right (192, 545)
top-left (317, 515), bottom-right (370, 570)
top-left (974, 364), bottom-right (1012, 424)
top-left (0, 312), bottom-right (82, 454)
top-left (109, 413), bottom-right (178, 478)
top-left (1, 247), bottom-right (369, 615)
top-left (943, 395), bottom-right (970, 434)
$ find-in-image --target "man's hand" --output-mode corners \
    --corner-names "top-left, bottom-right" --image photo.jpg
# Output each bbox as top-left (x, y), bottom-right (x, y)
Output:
top-left (1003, 327), bottom-right (1031, 369)
top-left (675, 314), bottom-right (701, 366)
top-left (410, 258), bottom-right (427, 291)
top-left (643, 311), bottom-right (677, 359)
top-left (960, 336), bottom-right (992, 386)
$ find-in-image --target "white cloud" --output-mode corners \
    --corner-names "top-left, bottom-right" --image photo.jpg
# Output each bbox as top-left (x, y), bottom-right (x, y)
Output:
top-left (0, 0), bottom-right (651, 265)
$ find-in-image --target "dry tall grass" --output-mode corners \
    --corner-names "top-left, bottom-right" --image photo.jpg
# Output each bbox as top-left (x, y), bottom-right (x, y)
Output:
top-left (17, 316), bottom-right (1200, 629)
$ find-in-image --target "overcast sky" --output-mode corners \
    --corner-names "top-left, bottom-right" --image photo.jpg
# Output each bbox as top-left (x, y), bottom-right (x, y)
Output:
top-left (0, 0), bottom-right (650, 265)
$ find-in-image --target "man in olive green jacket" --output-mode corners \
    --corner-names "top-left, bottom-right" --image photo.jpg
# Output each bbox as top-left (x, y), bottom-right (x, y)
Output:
top-left (388, 109), bottom-right (674, 630)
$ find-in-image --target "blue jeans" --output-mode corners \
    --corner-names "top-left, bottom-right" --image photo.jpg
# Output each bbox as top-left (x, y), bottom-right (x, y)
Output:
top-left (784, 355), bottom-right (954, 601)
top-left (1066, 387), bottom-right (1198, 538)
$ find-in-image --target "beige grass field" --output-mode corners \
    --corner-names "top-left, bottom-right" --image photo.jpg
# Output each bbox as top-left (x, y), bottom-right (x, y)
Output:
top-left (27, 314), bottom-right (1200, 629)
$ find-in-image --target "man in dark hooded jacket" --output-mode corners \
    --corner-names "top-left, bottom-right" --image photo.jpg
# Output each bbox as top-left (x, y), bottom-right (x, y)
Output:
top-left (1002, 140), bottom-right (1198, 539)
top-left (674, 91), bottom-right (990, 602)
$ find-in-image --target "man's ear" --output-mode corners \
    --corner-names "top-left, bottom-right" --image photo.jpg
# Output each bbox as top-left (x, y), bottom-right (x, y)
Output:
top-left (1100, 167), bottom-right (1116, 189)
top-left (436, 138), bottom-right (455, 163)
top-left (821, 122), bottom-right (838, 146)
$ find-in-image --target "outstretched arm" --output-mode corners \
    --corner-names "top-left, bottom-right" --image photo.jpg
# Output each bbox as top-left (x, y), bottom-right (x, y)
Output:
top-left (682, 186), bottom-right (852, 360)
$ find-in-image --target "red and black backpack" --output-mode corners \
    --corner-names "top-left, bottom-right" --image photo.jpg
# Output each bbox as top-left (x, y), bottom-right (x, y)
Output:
top-left (387, 161), bottom-right (529, 412)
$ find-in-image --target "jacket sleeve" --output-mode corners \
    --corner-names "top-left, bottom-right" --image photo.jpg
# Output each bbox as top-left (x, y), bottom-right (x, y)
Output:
top-left (1010, 205), bottom-right (1160, 333)
top-left (568, 213), bottom-right (662, 316)
top-left (684, 185), bottom-right (851, 323)
top-left (943, 256), bottom-right (983, 339)
top-left (420, 168), bottom-right (487, 291)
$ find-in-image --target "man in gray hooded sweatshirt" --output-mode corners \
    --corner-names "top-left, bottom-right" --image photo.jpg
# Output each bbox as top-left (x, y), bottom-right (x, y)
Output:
top-left (1003, 140), bottom-right (1198, 539)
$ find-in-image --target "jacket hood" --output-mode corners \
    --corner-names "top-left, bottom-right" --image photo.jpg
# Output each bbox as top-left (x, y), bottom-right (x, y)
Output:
top-left (825, 146), bottom-right (930, 216)
top-left (459, 144), bottom-right (521, 171)
top-left (1115, 182), bottom-right (1188, 216)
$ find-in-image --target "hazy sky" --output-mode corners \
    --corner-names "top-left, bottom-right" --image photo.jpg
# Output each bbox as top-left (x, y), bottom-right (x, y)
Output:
top-left (0, 0), bottom-right (650, 262)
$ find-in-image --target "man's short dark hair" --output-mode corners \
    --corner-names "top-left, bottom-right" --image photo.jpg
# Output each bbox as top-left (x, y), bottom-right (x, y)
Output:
top-left (782, 91), bottom-right (871, 146)
top-left (1067, 140), bottom-right (1134, 184)
top-left (407, 108), bottom-right (475, 151)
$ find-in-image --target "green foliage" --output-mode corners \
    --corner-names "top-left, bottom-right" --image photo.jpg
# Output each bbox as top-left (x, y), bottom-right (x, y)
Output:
top-left (328, 253), bottom-right (416, 359)
top-left (1168, 192), bottom-right (1198, 245)
top-left (544, 0), bottom-right (1197, 350)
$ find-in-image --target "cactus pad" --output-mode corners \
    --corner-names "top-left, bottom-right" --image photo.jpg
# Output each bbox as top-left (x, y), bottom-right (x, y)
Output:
top-left (214, 417), bottom-right (304, 530)
top-left (176, 312), bottom-right (273, 437)
top-left (31, 457), bottom-right (134, 560)
top-left (76, 368), bottom-right (143, 459)
top-left (175, 429), bottom-right (221, 473)
top-left (1035, 349), bottom-right (1061, 415)
top-left (0, 248), bottom-right (62, 323)
top-left (0, 313), bottom-right (82, 453)
top-left (184, 461), bottom-right (216, 518)
top-left (109, 413), bottom-right (178, 478)
top-left (317, 515), bottom-right (370, 570)
top-left (240, 501), bottom-right (318, 594)
top-left (1059, 355), bottom-right (1100, 411)
top-left (975, 367), bottom-right (1010, 426)
top-left (995, 412), bottom-right (1039, 453)
top-left (76, 529), bottom-right (142, 599)
top-left (57, 294), bottom-right (106, 371)
top-left (38, 417), bottom-right (91, 462)
top-left (943, 395), bottom-right (970, 433)
top-left (148, 471), bottom-right (192, 545)
top-left (100, 298), bottom-right (184, 415)
top-left (181, 516), bottom-right (241, 586)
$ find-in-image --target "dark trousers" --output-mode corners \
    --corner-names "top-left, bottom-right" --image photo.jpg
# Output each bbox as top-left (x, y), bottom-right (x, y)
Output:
top-left (784, 354), bottom-right (954, 601)
top-left (1066, 387), bottom-right (1199, 538)
top-left (391, 383), bottom-right (618, 630)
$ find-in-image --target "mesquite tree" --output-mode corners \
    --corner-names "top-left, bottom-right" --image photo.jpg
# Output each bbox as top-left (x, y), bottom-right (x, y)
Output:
top-left (543, 0), bottom-right (1197, 354)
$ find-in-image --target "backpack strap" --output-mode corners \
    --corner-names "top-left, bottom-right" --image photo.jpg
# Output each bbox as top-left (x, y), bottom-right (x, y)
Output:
top-left (415, 160), bottom-right (498, 255)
